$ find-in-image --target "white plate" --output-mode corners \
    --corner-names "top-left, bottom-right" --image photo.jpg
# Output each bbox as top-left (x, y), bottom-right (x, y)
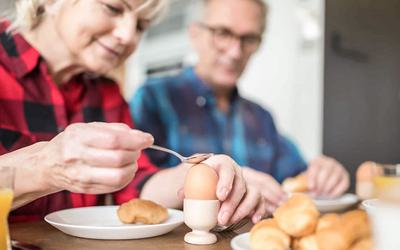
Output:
top-left (231, 232), bottom-right (251, 250)
top-left (313, 193), bottom-right (358, 213)
top-left (231, 233), bottom-right (291, 250)
top-left (361, 198), bottom-right (380, 210)
top-left (44, 206), bottom-right (184, 240)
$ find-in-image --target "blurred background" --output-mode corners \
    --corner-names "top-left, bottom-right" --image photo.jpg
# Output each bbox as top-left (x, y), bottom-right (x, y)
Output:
top-left (124, 0), bottom-right (400, 188)
top-left (125, 0), bottom-right (325, 162)
top-left (2, 0), bottom-right (399, 188)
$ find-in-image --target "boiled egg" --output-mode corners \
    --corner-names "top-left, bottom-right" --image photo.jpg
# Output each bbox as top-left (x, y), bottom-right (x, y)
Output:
top-left (184, 163), bottom-right (218, 200)
top-left (356, 161), bottom-right (382, 200)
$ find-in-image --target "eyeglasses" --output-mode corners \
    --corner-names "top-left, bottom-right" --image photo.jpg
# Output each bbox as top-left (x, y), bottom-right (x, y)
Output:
top-left (198, 23), bottom-right (262, 53)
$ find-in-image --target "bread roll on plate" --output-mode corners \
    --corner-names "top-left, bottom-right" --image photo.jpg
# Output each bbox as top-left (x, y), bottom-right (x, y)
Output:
top-left (274, 194), bottom-right (320, 237)
top-left (282, 173), bottom-right (308, 193)
top-left (349, 237), bottom-right (373, 250)
top-left (315, 226), bottom-right (348, 250)
top-left (315, 210), bottom-right (371, 250)
top-left (292, 234), bottom-right (319, 250)
top-left (339, 210), bottom-right (371, 244)
top-left (117, 199), bottom-right (169, 224)
top-left (316, 213), bottom-right (340, 232)
top-left (250, 218), bottom-right (291, 250)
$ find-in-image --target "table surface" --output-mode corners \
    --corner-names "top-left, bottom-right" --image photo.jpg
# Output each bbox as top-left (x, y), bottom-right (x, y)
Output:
top-left (10, 221), bottom-right (252, 250)
top-left (10, 201), bottom-right (361, 250)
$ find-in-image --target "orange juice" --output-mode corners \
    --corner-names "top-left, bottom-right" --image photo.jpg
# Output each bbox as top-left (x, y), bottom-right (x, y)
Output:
top-left (0, 188), bottom-right (13, 250)
top-left (373, 175), bottom-right (400, 203)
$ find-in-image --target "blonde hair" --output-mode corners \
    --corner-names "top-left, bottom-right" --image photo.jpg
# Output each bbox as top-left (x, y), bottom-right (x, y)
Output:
top-left (12, 0), bottom-right (45, 31)
top-left (5, 0), bottom-right (168, 32)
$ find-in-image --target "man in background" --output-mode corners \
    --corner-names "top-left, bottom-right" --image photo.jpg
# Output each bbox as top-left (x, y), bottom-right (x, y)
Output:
top-left (130, 0), bottom-right (349, 214)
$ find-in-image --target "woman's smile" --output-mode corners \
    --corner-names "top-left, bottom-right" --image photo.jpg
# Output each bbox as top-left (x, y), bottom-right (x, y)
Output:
top-left (96, 39), bottom-right (123, 60)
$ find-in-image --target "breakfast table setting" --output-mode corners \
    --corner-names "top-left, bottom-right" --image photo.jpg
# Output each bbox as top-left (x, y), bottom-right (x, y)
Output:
top-left (9, 196), bottom-right (358, 250)
top-left (5, 161), bottom-right (400, 250)
top-left (8, 183), bottom-right (360, 250)
top-left (10, 219), bottom-right (249, 250)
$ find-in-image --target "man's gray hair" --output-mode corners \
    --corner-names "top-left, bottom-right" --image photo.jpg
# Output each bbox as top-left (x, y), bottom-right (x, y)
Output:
top-left (193, 0), bottom-right (269, 33)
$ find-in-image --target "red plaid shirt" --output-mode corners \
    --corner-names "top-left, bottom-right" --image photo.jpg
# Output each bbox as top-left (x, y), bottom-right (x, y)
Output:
top-left (0, 21), bottom-right (158, 221)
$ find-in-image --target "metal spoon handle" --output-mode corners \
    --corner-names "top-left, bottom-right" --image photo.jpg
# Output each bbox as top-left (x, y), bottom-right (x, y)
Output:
top-left (148, 145), bottom-right (213, 164)
top-left (148, 145), bottom-right (186, 163)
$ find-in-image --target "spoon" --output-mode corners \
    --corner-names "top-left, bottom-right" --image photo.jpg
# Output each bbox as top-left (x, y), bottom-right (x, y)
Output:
top-left (148, 145), bottom-right (213, 164)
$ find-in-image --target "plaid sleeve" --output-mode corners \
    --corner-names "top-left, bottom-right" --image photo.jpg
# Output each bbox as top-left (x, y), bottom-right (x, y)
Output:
top-left (113, 152), bottom-right (158, 204)
top-left (272, 135), bottom-right (307, 183)
top-left (112, 100), bottom-right (159, 204)
top-left (130, 83), bottom-right (172, 166)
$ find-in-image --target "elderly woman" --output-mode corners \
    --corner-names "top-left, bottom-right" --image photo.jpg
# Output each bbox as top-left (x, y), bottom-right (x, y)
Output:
top-left (0, 0), bottom-right (268, 225)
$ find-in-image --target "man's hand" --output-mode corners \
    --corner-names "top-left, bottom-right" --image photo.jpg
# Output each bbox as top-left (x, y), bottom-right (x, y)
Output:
top-left (242, 167), bottom-right (287, 216)
top-left (307, 155), bottom-right (350, 198)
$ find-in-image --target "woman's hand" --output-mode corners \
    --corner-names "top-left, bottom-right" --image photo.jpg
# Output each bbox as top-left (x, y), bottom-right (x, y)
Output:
top-left (40, 122), bottom-right (153, 194)
top-left (176, 156), bottom-right (271, 225)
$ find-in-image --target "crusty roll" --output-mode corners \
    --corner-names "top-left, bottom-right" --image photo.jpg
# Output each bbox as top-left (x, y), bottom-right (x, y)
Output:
top-left (282, 173), bottom-right (308, 193)
top-left (250, 218), bottom-right (291, 250)
top-left (315, 226), bottom-right (348, 250)
top-left (315, 210), bottom-right (371, 250)
top-left (293, 234), bottom-right (319, 250)
top-left (117, 199), bottom-right (169, 224)
top-left (316, 213), bottom-right (340, 232)
top-left (294, 219), bottom-right (347, 250)
top-left (295, 231), bottom-right (374, 250)
top-left (349, 237), bottom-right (374, 250)
top-left (274, 194), bottom-right (320, 237)
top-left (339, 210), bottom-right (371, 244)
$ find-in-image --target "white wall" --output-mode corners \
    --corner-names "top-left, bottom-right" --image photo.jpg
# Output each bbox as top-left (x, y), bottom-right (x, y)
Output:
top-left (0, 0), bottom-right (13, 14)
top-left (239, 0), bottom-right (325, 160)
top-left (125, 0), bottom-right (325, 161)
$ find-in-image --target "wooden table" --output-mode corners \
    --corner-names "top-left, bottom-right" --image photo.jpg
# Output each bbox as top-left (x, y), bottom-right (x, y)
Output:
top-left (10, 200), bottom-right (361, 249)
top-left (10, 221), bottom-right (252, 250)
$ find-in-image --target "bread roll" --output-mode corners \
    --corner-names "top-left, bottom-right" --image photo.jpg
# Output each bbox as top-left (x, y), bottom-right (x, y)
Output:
top-left (316, 213), bottom-right (340, 232)
top-left (340, 210), bottom-right (371, 244)
top-left (293, 231), bottom-right (348, 250)
top-left (293, 234), bottom-right (319, 250)
top-left (274, 194), bottom-right (320, 237)
top-left (250, 218), bottom-right (291, 250)
top-left (282, 173), bottom-right (308, 193)
top-left (315, 210), bottom-right (371, 250)
top-left (349, 237), bottom-right (374, 250)
top-left (117, 199), bottom-right (169, 224)
top-left (294, 214), bottom-right (346, 250)
top-left (315, 226), bottom-right (348, 250)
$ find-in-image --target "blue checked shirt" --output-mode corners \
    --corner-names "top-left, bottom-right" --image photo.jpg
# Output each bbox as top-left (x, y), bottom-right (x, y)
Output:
top-left (130, 67), bottom-right (306, 182)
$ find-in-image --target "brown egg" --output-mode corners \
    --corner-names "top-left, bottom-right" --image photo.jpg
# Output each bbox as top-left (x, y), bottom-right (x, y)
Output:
top-left (356, 161), bottom-right (382, 181)
top-left (356, 161), bottom-right (382, 200)
top-left (184, 163), bottom-right (218, 200)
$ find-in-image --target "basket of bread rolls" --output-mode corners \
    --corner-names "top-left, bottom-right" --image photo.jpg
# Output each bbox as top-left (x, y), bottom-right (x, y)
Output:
top-left (250, 194), bottom-right (373, 250)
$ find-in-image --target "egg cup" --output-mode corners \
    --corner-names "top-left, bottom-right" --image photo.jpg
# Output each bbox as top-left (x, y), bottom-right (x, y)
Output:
top-left (183, 199), bottom-right (220, 245)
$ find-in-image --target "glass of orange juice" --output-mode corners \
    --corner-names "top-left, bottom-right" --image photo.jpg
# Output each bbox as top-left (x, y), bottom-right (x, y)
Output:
top-left (0, 166), bottom-right (14, 250)
top-left (373, 164), bottom-right (400, 203)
